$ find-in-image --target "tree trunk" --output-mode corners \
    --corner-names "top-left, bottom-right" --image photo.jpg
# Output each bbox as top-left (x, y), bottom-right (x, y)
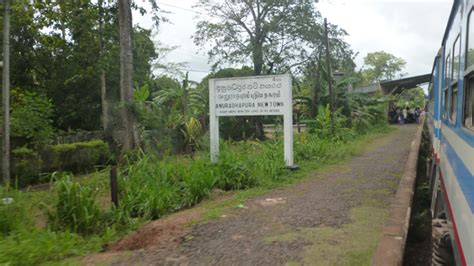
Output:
top-left (2, 0), bottom-right (10, 185)
top-left (100, 71), bottom-right (108, 131)
top-left (252, 41), bottom-right (265, 139)
top-left (98, 0), bottom-right (109, 133)
top-left (253, 42), bottom-right (264, 76)
top-left (118, 0), bottom-right (136, 154)
top-left (310, 59), bottom-right (322, 118)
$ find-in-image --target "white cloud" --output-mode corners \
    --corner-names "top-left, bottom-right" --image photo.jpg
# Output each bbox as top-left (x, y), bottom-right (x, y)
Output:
top-left (317, 0), bottom-right (452, 76)
top-left (134, 0), bottom-right (453, 82)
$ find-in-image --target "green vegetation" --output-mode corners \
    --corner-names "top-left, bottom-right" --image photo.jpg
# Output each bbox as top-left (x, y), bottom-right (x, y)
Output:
top-left (396, 87), bottom-right (427, 109)
top-left (362, 51), bottom-right (407, 84)
top-left (44, 175), bottom-right (104, 235)
top-left (0, 119), bottom-right (390, 265)
top-left (12, 140), bottom-right (110, 187)
top-left (10, 89), bottom-right (55, 147)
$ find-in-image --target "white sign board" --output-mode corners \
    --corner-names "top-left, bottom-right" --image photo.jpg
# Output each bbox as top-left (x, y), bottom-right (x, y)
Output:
top-left (209, 74), bottom-right (294, 167)
top-left (214, 75), bottom-right (290, 116)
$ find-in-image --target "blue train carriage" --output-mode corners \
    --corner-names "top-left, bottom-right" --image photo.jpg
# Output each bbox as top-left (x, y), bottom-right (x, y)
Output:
top-left (428, 0), bottom-right (474, 264)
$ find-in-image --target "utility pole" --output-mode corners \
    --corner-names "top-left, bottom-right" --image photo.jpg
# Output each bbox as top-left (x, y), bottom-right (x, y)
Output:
top-left (2, 0), bottom-right (11, 186)
top-left (324, 18), bottom-right (334, 131)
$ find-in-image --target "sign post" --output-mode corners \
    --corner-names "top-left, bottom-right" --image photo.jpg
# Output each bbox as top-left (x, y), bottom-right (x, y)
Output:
top-left (209, 74), bottom-right (295, 168)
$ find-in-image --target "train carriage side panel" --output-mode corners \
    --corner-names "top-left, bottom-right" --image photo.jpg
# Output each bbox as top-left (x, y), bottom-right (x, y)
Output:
top-left (436, 0), bottom-right (474, 264)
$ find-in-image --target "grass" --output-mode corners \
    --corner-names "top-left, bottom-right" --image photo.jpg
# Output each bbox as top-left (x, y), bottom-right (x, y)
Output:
top-left (301, 206), bottom-right (389, 265)
top-left (262, 205), bottom-right (389, 265)
top-left (262, 186), bottom-right (397, 266)
top-left (0, 124), bottom-right (395, 265)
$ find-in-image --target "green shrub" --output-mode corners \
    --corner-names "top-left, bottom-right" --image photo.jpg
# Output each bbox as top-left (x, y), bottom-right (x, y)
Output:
top-left (12, 147), bottom-right (41, 187)
top-left (0, 189), bottom-right (30, 237)
top-left (10, 89), bottom-right (54, 147)
top-left (253, 141), bottom-right (286, 182)
top-left (118, 155), bottom-right (184, 220)
top-left (294, 132), bottom-right (335, 162)
top-left (46, 140), bottom-right (109, 173)
top-left (12, 140), bottom-right (110, 187)
top-left (182, 159), bottom-right (216, 205)
top-left (214, 143), bottom-right (257, 190)
top-left (44, 174), bottom-right (104, 235)
top-left (308, 105), bottom-right (355, 142)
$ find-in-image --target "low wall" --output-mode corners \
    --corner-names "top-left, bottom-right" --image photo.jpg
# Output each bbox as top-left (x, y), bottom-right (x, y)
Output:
top-left (371, 119), bottom-right (424, 265)
top-left (54, 131), bottom-right (104, 144)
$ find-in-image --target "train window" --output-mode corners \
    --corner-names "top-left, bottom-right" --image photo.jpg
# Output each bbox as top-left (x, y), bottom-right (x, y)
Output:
top-left (445, 53), bottom-right (451, 86)
top-left (464, 77), bottom-right (474, 130)
top-left (443, 53), bottom-right (451, 119)
top-left (450, 86), bottom-right (458, 123)
top-left (467, 9), bottom-right (474, 71)
top-left (453, 35), bottom-right (461, 81)
top-left (444, 88), bottom-right (449, 119)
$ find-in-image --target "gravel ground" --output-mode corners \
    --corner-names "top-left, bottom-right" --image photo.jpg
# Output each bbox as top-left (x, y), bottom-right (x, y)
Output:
top-left (87, 125), bottom-right (419, 266)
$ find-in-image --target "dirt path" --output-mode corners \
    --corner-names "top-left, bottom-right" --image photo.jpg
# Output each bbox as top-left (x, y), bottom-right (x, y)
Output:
top-left (87, 125), bottom-right (419, 266)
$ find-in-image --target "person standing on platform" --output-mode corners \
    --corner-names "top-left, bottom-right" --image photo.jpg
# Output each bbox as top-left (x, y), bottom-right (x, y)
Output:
top-left (415, 107), bottom-right (421, 124)
top-left (402, 107), bottom-right (408, 124)
top-left (396, 108), bottom-right (401, 125)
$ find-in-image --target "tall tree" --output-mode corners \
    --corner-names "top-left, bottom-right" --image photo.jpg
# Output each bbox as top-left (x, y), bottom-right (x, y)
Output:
top-left (362, 51), bottom-right (406, 84)
top-left (98, 0), bottom-right (109, 134)
top-left (300, 21), bottom-right (356, 118)
top-left (396, 87), bottom-right (426, 108)
top-left (2, 0), bottom-right (11, 185)
top-left (118, 0), bottom-right (136, 154)
top-left (194, 0), bottom-right (321, 75)
top-left (195, 0), bottom-right (322, 139)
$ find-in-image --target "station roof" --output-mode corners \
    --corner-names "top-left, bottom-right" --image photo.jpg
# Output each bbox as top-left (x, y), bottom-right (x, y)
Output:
top-left (380, 74), bottom-right (431, 95)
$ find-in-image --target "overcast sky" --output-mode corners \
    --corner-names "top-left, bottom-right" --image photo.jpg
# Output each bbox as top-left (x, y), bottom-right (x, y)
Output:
top-left (134, 0), bottom-right (453, 83)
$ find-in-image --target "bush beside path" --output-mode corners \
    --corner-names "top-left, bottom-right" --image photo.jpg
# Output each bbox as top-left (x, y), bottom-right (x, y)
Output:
top-left (84, 124), bottom-right (419, 265)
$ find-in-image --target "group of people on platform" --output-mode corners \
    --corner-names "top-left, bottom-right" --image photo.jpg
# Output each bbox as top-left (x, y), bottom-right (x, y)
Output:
top-left (389, 107), bottom-right (423, 125)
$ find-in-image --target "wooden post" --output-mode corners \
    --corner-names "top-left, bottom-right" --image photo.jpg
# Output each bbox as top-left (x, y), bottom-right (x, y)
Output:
top-left (2, 0), bottom-right (11, 186)
top-left (110, 166), bottom-right (119, 207)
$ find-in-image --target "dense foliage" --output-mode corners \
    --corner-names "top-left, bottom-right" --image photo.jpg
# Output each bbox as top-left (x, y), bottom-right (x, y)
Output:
top-left (396, 87), bottom-right (426, 108)
top-left (362, 51), bottom-right (407, 84)
top-left (10, 89), bottom-right (54, 147)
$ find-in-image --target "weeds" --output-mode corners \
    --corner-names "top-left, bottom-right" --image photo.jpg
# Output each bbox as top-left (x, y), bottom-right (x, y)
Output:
top-left (43, 173), bottom-right (104, 235)
top-left (0, 188), bottom-right (30, 237)
top-left (0, 119), bottom-right (389, 265)
top-left (0, 229), bottom-right (112, 265)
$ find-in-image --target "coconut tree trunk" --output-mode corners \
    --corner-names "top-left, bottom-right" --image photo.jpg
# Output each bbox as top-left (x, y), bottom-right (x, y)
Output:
top-left (118, 0), bottom-right (136, 154)
top-left (252, 41), bottom-right (265, 140)
top-left (2, 0), bottom-right (11, 185)
top-left (98, 0), bottom-right (109, 133)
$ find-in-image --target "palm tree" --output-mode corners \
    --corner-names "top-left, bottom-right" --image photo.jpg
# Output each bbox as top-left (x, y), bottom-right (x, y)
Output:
top-left (153, 73), bottom-right (206, 153)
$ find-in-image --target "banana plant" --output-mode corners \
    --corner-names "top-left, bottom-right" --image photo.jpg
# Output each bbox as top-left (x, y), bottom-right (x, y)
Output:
top-left (181, 117), bottom-right (203, 155)
top-left (151, 72), bottom-right (206, 153)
